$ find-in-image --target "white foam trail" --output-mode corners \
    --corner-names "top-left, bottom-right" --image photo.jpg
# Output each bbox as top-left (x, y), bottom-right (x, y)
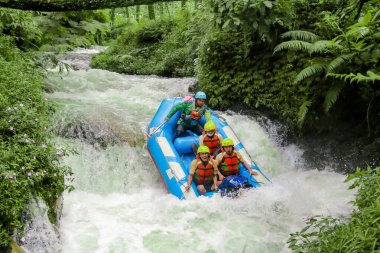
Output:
top-left (26, 61), bottom-right (355, 253)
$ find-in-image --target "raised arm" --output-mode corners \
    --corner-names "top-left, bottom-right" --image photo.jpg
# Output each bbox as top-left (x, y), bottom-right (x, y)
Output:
top-left (166, 102), bottom-right (186, 119)
top-left (205, 108), bottom-right (211, 122)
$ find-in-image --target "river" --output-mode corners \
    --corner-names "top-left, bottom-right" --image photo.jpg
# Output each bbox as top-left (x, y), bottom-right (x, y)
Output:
top-left (22, 48), bottom-right (355, 253)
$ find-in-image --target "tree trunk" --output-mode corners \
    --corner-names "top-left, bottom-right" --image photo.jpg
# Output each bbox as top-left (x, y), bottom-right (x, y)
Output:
top-left (124, 7), bottom-right (130, 18)
top-left (158, 3), bottom-right (164, 15)
top-left (0, 0), bottom-right (181, 12)
top-left (136, 5), bottom-right (140, 22)
top-left (148, 4), bottom-right (155, 20)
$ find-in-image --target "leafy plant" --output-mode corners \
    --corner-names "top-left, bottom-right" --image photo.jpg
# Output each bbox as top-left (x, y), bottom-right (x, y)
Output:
top-left (0, 35), bottom-right (72, 249)
top-left (274, 9), bottom-right (380, 128)
top-left (288, 167), bottom-right (380, 252)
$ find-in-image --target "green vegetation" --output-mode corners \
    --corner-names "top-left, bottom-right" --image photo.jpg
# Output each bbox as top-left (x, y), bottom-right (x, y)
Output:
top-left (92, 4), bottom-right (203, 76)
top-left (288, 166), bottom-right (380, 252)
top-left (94, 0), bottom-right (379, 136)
top-left (0, 8), bottom-right (111, 250)
top-left (0, 36), bottom-right (72, 248)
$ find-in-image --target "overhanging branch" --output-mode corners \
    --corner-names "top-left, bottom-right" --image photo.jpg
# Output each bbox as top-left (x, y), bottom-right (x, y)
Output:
top-left (0, 0), bottom-right (181, 12)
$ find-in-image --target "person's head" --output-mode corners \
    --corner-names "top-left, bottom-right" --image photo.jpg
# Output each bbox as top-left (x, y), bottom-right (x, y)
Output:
top-left (197, 145), bottom-right (210, 162)
top-left (194, 91), bottom-right (206, 107)
top-left (204, 121), bottom-right (216, 137)
top-left (222, 138), bottom-right (234, 154)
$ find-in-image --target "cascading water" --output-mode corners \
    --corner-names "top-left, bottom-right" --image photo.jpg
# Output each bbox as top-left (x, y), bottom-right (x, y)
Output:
top-left (22, 48), bottom-right (355, 253)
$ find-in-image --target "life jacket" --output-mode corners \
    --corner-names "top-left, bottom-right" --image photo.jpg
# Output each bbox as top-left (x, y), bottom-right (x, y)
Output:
top-left (182, 100), bottom-right (207, 126)
top-left (220, 151), bottom-right (239, 177)
top-left (193, 157), bottom-right (214, 185)
top-left (202, 131), bottom-right (220, 154)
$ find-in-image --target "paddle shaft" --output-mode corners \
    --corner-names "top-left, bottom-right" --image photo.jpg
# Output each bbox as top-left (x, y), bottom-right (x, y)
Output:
top-left (147, 120), bottom-right (166, 138)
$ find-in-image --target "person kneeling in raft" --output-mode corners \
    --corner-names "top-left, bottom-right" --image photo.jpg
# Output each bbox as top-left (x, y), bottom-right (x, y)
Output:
top-left (214, 138), bottom-right (259, 184)
top-left (186, 145), bottom-right (218, 195)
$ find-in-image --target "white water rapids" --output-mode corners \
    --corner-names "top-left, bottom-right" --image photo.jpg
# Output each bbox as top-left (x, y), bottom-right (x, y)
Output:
top-left (22, 48), bottom-right (355, 253)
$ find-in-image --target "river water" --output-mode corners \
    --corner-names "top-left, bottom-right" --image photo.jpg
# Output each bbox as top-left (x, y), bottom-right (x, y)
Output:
top-left (22, 48), bottom-right (355, 253)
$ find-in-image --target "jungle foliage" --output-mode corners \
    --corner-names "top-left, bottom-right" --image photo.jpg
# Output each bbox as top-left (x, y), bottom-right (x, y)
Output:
top-left (91, 5), bottom-right (203, 77)
top-left (0, 36), bottom-right (72, 249)
top-left (200, 0), bottom-right (380, 133)
top-left (288, 166), bottom-right (380, 252)
top-left (0, 7), bottom-right (109, 249)
top-left (93, 0), bottom-right (380, 137)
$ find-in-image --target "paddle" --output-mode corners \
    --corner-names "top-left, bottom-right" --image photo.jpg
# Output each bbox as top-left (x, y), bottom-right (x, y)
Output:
top-left (146, 120), bottom-right (167, 138)
top-left (210, 111), bottom-right (226, 121)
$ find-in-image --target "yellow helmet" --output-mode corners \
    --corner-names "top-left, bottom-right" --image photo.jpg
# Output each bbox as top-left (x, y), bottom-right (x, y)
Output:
top-left (204, 121), bottom-right (216, 132)
top-left (222, 138), bottom-right (234, 147)
top-left (197, 145), bottom-right (210, 154)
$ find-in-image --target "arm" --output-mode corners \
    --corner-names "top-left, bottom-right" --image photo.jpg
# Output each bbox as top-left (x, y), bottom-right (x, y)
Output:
top-left (214, 153), bottom-right (225, 180)
top-left (212, 163), bottom-right (218, 189)
top-left (186, 175), bottom-right (193, 191)
top-left (199, 135), bottom-right (204, 146)
top-left (166, 103), bottom-right (186, 119)
top-left (238, 152), bottom-right (259, 176)
top-left (186, 160), bottom-right (197, 191)
top-left (204, 108), bottom-right (211, 122)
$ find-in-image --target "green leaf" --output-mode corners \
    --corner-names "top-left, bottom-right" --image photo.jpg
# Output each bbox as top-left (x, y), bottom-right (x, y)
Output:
top-left (222, 19), bottom-right (231, 29)
top-left (294, 63), bottom-right (326, 84)
top-left (309, 40), bottom-right (331, 54)
top-left (273, 40), bottom-right (312, 54)
top-left (281, 30), bottom-right (319, 42)
top-left (323, 82), bottom-right (344, 113)
top-left (297, 100), bottom-right (312, 127)
top-left (327, 54), bottom-right (355, 73)
top-left (263, 1), bottom-right (273, 9)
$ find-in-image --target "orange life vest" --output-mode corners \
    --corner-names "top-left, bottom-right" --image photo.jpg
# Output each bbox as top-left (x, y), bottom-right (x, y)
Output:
top-left (193, 157), bottom-right (214, 185)
top-left (202, 132), bottom-right (220, 154)
top-left (220, 151), bottom-right (239, 176)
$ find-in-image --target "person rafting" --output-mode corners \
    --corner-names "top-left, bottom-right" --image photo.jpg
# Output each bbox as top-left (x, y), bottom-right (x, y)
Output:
top-left (165, 91), bottom-right (211, 137)
top-left (215, 138), bottom-right (259, 183)
top-left (198, 120), bottom-right (223, 157)
top-left (185, 145), bottom-right (218, 195)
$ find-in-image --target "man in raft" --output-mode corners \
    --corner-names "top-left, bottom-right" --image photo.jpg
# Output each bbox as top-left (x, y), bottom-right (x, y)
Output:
top-left (215, 138), bottom-right (259, 183)
top-left (165, 91), bottom-right (211, 138)
top-left (185, 145), bottom-right (218, 195)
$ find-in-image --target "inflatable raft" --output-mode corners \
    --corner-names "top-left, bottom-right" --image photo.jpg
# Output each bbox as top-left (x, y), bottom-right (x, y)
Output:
top-left (147, 97), bottom-right (270, 199)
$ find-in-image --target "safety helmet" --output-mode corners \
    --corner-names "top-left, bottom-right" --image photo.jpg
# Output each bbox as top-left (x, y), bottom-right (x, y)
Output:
top-left (222, 138), bottom-right (234, 147)
top-left (197, 145), bottom-right (210, 154)
top-left (194, 91), bottom-right (207, 100)
top-left (204, 121), bottom-right (216, 132)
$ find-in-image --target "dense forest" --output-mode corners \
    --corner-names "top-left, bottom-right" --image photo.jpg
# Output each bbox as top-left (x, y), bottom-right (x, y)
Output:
top-left (0, 0), bottom-right (379, 251)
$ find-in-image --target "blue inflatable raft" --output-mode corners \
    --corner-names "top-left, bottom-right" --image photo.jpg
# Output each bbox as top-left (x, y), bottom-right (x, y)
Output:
top-left (147, 97), bottom-right (270, 199)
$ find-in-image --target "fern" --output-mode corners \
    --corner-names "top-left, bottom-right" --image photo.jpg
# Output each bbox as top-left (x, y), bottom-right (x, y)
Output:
top-left (327, 71), bottom-right (380, 83)
top-left (294, 63), bottom-right (326, 84)
top-left (273, 40), bottom-right (311, 54)
top-left (323, 82), bottom-right (344, 113)
top-left (281, 30), bottom-right (319, 42)
top-left (297, 100), bottom-right (312, 127)
top-left (309, 40), bottom-right (331, 54)
top-left (347, 26), bottom-right (370, 39)
top-left (327, 53), bottom-right (355, 73)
